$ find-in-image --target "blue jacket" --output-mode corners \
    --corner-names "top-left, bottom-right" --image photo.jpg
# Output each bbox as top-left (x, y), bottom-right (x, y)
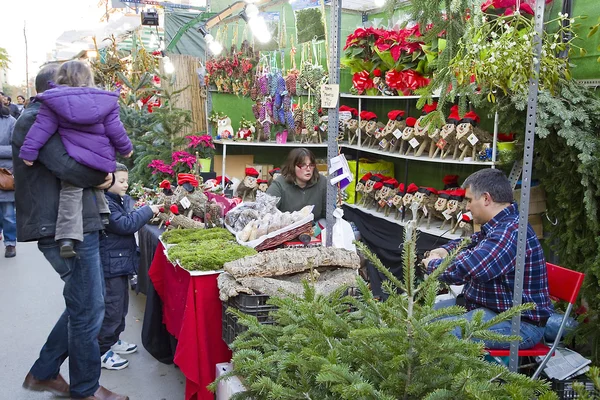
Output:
top-left (100, 191), bottom-right (154, 279)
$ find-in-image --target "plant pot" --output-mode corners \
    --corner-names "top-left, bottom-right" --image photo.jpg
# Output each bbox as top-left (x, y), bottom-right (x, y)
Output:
top-left (198, 158), bottom-right (212, 172)
top-left (497, 141), bottom-right (516, 151)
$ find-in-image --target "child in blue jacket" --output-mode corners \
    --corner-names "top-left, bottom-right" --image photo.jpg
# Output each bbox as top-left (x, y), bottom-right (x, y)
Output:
top-left (99, 163), bottom-right (161, 370)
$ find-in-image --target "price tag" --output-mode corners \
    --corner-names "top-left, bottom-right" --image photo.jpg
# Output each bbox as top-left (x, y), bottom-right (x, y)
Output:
top-left (436, 138), bottom-right (448, 150)
top-left (379, 139), bottom-right (388, 149)
top-left (320, 84), bottom-right (340, 108)
top-left (387, 199), bottom-right (394, 207)
top-left (180, 197), bottom-right (191, 209)
top-left (422, 206), bottom-right (428, 216)
top-left (320, 124), bottom-right (327, 132)
top-left (393, 129), bottom-right (402, 139)
top-left (457, 211), bottom-right (463, 222)
top-left (378, 200), bottom-right (387, 208)
top-left (442, 209), bottom-right (454, 220)
top-left (409, 138), bottom-right (420, 149)
top-left (467, 133), bottom-right (479, 146)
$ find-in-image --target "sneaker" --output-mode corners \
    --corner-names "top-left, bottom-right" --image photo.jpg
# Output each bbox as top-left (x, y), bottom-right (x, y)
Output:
top-left (101, 350), bottom-right (129, 370)
top-left (5, 245), bottom-right (16, 258)
top-left (111, 340), bottom-right (138, 355)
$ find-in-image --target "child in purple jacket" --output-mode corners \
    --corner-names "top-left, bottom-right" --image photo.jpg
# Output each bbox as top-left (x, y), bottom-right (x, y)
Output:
top-left (19, 61), bottom-right (133, 258)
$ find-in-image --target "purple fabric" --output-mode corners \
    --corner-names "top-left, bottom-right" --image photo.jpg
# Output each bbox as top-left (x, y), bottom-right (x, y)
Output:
top-left (19, 85), bottom-right (133, 173)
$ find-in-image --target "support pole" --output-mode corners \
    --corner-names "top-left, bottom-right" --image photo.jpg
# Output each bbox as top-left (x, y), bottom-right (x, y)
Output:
top-left (509, 0), bottom-right (545, 372)
top-left (325, 0), bottom-right (342, 247)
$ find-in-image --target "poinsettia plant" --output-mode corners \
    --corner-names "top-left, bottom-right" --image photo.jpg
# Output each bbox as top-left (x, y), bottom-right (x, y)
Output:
top-left (186, 134), bottom-right (215, 159)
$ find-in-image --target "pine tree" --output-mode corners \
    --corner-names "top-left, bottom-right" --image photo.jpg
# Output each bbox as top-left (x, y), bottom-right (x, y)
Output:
top-left (210, 222), bottom-right (558, 399)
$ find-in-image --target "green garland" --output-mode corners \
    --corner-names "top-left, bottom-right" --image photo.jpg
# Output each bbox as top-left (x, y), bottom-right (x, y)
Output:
top-left (167, 239), bottom-right (257, 272)
top-left (161, 227), bottom-right (233, 244)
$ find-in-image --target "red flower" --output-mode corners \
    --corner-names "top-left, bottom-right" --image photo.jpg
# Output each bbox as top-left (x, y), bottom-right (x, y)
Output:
top-left (352, 71), bottom-right (374, 94)
top-left (148, 160), bottom-right (174, 176)
top-left (386, 70), bottom-right (430, 95)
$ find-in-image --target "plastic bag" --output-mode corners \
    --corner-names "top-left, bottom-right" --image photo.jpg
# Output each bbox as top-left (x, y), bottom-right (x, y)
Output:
top-left (332, 208), bottom-right (356, 252)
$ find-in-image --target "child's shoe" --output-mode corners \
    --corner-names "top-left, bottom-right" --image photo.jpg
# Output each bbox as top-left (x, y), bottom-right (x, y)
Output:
top-left (111, 340), bottom-right (138, 355)
top-left (101, 350), bottom-right (129, 370)
top-left (58, 239), bottom-right (77, 258)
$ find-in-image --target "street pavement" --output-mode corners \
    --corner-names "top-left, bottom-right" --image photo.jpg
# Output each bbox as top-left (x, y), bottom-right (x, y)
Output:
top-left (0, 241), bottom-right (186, 400)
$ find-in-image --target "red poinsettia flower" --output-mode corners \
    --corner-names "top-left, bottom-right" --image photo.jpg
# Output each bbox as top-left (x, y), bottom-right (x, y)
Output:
top-left (352, 71), bottom-right (374, 94)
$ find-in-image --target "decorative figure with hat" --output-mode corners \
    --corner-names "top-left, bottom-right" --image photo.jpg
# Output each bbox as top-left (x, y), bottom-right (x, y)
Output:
top-left (172, 173), bottom-right (207, 219)
top-left (386, 183), bottom-right (405, 219)
top-left (455, 110), bottom-right (493, 161)
top-left (435, 105), bottom-right (461, 159)
top-left (236, 118), bottom-right (255, 141)
top-left (377, 178), bottom-right (399, 213)
top-left (359, 111), bottom-right (380, 148)
top-left (399, 117), bottom-right (418, 155)
top-left (380, 110), bottom-right (405, 152)
top-left (355, 172), bottom-right (372, 205)
top-left (402, 183), bottom-right (419, 220)
top-left (236, 167), bottom-right (260, 202)
top-left (455, 212), bottom-right (474, 237)
top-left (257, 179), bottom-right (269, 192)
top-left (365, 175), bottom-right (385, 209)
top-left (268, 168), bottom-right (281, 185)
top-left (412, 187), bottom-right (439, 228)
top-left (359, 173), bottom-right (380, 207)
top-left (157, 203), bottom-right (205, 230)
top-left (434, 190), bottom-right (452, 229)
top-left (339, 105), bottom-right (358, 144)
top-left (414, 102), bottom-right (440, 157)
top-left (444, 189), bottom-right (467, 232)
top-left (215, 175), bottom-right (232, 190)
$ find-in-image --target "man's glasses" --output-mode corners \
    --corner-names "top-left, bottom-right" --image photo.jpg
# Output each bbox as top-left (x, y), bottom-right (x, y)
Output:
top-left (296, 163), bottom-right (316, 170)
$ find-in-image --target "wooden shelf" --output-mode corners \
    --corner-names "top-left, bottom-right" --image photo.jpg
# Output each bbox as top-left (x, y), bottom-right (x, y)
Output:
top-left (214, 140), bottom-right (328, 148)
top-left (341, 143), bottom-right (495, 166)
top-left (340, 93), bottom-right (440, 100)
top-left (343, 203), bottom-right (461, 241)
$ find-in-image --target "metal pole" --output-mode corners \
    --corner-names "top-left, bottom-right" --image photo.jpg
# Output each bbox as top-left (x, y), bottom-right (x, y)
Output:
top-left (24, 21), bottom-right (30, 98)
top-left (509, 0), bottom-right (545, 372)
top-left (325, 0), bottom-right (342, 247)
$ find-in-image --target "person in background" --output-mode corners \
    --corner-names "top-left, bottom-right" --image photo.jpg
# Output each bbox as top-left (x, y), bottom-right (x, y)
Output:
top-left (0, 101), bottom-right (17, 257)
top-left (16, 95), bottom-right (26, 113)
top-left (422, 168), bottom-right (553, 349)
top-left (13, 64), bottom-right (129, 400)
top-left (4, 95), bottom-right (21, 119)
top-left (266, 147), bottom-right (327, 220)
top-left (99, 163), bottom-right (162, 370)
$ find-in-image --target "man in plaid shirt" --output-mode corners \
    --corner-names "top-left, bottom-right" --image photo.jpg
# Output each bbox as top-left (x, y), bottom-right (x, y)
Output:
top-left (423, 169), bottom-right (553, 349)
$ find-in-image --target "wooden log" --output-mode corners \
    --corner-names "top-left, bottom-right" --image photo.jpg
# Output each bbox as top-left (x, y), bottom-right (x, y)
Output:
top-left (217, 272), bottom-right (255, 302)
top-left (223, 247), bottom-right (360, 279)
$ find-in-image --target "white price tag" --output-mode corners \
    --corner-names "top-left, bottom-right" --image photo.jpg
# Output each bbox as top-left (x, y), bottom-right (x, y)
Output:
top-left (379, 139), bottom-right (388, 149)
top-left (467, 133), bottom-right (479, 146)
top-left (422, 206), bottom-right (428, 216)
top-left (442, 209), bottom-right (454, 220)
top-left (392, 129), bottom-right (402, 139)
top-left (409, 138), bottom-right (420, 148)
top-left (457, 211), bottom-right (463, 222)
top-left (180, 197), bottom-right (191, 209)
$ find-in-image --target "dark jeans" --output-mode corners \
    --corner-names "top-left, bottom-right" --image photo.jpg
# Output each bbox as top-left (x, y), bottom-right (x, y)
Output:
top-left (98, 275), bottom-right (129, 355)
top-left (0, 201), bottom-right (16, 246)
top-left (30, 232), bottom-right (105, 399)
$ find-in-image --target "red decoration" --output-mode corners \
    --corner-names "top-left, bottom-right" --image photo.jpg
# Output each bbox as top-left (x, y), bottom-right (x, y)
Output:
top-left (170, 204), bottom-right (180, 215)
top-left (245, 167), bottom-right (260, 178)
top-left (352, 71), bottom-right (375, 94)
top-left (159, 180), bottom-right (172, 190)
top-left (405, 117), bottom-right (417, 127)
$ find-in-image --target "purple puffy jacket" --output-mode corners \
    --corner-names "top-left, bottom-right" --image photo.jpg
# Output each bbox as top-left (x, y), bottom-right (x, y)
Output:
top-left (19, 84), bottom-right (133, 173)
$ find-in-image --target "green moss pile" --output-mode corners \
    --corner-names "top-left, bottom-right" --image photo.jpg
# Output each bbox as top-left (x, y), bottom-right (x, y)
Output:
top-left (162, 227), bottom-right (233, 244)
top-left (165, 229), bottom-right (257, 272)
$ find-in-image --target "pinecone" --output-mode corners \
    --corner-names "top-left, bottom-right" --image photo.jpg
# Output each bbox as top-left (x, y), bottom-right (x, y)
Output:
top-left (286, 73), bottom-right (298, 96)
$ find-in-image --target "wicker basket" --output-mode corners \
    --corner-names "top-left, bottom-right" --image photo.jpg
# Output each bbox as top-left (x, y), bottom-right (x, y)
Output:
top-left (254, 220), bottom-right (312, 251)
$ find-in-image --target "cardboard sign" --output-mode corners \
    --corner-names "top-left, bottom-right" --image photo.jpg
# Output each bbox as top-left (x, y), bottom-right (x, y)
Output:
top-left (409, 138), bottom-right (420, 149)
top-left (180, 197), bottom-right (191, 209)
top-left (467, 133), bottom-right (479, 146)
top-left (393, 129), bottom-right (402, 139)
top-left (321, 84), bottom-right (340, 109)
top-left (436, 138), bottom-right (448, 149)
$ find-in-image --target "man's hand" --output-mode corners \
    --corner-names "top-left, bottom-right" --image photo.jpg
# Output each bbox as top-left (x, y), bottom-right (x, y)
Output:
top-left (96, 173), bottom-right (114, 190)
top-left (429, 248), bottom-right (449, 259)
top-left (23, 160), bottom-right (34, 166)
top-left (150, 204), bottom-right (164, 215)
top-left (422, 254), bottom-right (442, 270)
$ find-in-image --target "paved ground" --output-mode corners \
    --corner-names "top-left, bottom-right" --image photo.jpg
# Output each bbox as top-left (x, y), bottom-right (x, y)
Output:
top-left (0, 241), bottom-right (186, 400)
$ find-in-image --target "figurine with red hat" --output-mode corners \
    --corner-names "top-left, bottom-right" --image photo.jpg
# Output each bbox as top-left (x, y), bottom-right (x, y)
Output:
top-left (257, 179), bottom-right (269, 192)
top-left (359, 111), bottom-right (380, 148)
top-left (455, 110), bottom-right (493, 161)
top-left (398, 117), bottom-right (418, 155)
top-left (378, 110), bottom-right (406, 152)
top-left (387, 183), bottom-right (405, 219)
top-left (455, 211), bottom-right (474, 237)
top-left (340, 106), bottom-right (360, 145)
top-left (442, 189), bottom-right (466, 233)
top-left (215, 175), bottom-right (232, 189)
top-left (401, 183), bottom-right (420, 219)
top-left (235, 167), bottom-right (260, 202)
top-left (354, 172), bottom-right (372, 204)
top-left (435, 105), bottom-right (461, 159)
top-left (360, 174), bottom-right (382, 207)
top-left (268, 168), bottom-right (281, 185)
top-left (413, 102), bottom-right (440, 158)
top-left (412, 187), bottom-right (439, 227)
top-left (364, 174), bottom-right (385, 209)
top-left (377, 178), bottom-right (399, 213)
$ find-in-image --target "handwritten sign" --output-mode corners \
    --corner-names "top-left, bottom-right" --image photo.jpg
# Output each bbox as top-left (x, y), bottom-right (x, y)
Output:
top-left (321, 84), bottom-right (340, 109)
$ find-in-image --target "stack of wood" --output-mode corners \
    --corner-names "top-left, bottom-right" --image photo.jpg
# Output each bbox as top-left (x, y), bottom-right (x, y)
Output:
top-left (218, 247), bottom-right (360, 301)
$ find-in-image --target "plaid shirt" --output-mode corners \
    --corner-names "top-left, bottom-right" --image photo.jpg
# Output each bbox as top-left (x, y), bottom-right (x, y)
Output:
top-left (427, 203), bottom-right (553, 322)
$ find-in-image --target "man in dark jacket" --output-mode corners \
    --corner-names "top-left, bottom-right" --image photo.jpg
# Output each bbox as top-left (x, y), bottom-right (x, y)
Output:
top-left (12, 65), bottom-right (129, 400)
top-left (98, 163), bottom-right (160, 370)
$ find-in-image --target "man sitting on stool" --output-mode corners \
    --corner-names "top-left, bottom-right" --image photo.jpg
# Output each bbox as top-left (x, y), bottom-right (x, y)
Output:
top-left (423, 168), bottom-right (553, 349)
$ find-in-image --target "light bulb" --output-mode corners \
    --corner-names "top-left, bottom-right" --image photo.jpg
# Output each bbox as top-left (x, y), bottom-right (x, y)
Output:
top-left (163, 56), bottom-right (175, 74)
top-left (249, 16), bottom-right (271, 43)
top-left (209, 40), bottom-right (223, 55)
top-left (374, 0), bottom-right (386, 6)
top-left (205, 34), bottom-right (215, 42)
top-left (245, 4), bottom-right (259, 18)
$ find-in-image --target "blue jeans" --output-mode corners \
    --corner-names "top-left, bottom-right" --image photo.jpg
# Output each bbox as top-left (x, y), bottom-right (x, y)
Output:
top-left (0, 201), bottom-right (16, 246)
top-left (30, 232), bottom-right (105, 398)
top-left (440, 306), bottom-right (545, 349)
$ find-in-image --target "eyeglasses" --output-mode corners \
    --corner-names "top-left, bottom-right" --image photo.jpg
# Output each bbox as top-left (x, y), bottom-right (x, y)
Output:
top-left (296, 163), bottom-right (316, 170)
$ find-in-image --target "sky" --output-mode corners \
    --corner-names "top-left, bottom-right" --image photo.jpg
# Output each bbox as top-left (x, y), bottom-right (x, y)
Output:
top-left (0, 0), bottom-right (103, 87)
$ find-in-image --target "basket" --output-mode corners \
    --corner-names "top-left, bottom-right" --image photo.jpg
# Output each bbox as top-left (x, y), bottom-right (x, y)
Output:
top-left (222, 293), bottom-right (277, 346)
top-left (255, 220), bottom-right (312, 251)
top-left (552, 378), bottom-right (599, 399)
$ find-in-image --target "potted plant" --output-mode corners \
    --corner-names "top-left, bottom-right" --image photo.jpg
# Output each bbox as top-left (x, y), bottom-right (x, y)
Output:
top-left (186, 134), bottom-right (215, 172)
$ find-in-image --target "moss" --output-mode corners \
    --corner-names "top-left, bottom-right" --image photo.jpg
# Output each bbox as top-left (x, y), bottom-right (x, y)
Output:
top-left (167, 239), bottom-right (257, 271)
top-left (161, 227), bottom-right (233, 244)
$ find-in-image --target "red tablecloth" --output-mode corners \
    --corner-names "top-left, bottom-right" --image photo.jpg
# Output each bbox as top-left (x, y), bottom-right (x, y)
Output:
top-left (149, 242), bottom-right (232, 400)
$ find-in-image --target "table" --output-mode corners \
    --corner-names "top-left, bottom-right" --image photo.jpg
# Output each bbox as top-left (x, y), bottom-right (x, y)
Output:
top-left (139, 226), bottom-right (232, 400)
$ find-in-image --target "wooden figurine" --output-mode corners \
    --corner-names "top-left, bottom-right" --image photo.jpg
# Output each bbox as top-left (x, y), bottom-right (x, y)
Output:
top-left (455, 111), bottom-right (493, 161)
top-left (355, 172), bottom-right (372, 205)
top-left (413, 103), bottom-right (438, 157)
top-left (257, 179), bottom-right (269, 192)
top-left (414, 187), bottom-right (439, 228)
top-left (433, 191), bottom-right (452, 229)
top-left (172, 174), bottom-right (207, 219)
top-left (439, 106), bottom-right (462, 159)
top-left (378, 110), bottom-right (406, 152)
top-left (455, 212), bottom-right (474, 237)
top-left (346, 118), bottom-right (359, 145)
top-left (377, 178), bottom-right (399, 213)
top-left (360, 174), bottom-right (381, 207)
top-left (235, 167), bottom-right (260, 202)
top-left (389, 191), bottom-right (404, 219)
top-left (359, 111), bottom-right (378, 147)
top-left (399, 117), bottom-right (418, 155)
top-left (268, 168), bottom-right (281, 185)
top-left (401, 183), bottom-right (419, 220)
